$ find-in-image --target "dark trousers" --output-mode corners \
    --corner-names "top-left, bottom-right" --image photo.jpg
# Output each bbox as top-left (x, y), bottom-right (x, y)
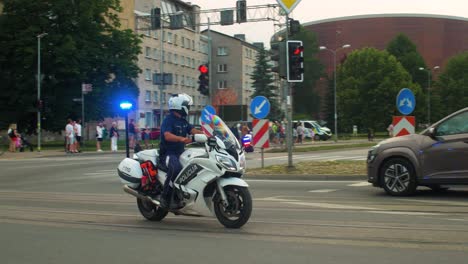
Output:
top-left (162, 154), bottom-right (183, 200)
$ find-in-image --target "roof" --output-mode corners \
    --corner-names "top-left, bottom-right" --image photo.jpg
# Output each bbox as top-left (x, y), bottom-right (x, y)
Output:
top-left (201, 29), bottom-right (263, 50)
top-left (302, 13), bottom-right (468, 27)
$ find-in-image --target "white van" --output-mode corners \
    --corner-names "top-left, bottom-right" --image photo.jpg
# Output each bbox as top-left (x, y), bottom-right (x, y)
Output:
top-left (294, 120), bottom-right (332, 141)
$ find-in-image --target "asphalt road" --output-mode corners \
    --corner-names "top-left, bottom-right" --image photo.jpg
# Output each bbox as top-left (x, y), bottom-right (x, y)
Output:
top-left (1, 154), bottom-right (468, 264)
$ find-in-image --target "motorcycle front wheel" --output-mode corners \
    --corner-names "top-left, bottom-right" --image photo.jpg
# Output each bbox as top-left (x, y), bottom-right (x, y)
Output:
top-left (214, 186), bottom-right (252, 228)
top-left (137, 198), bottom-right (168, 221)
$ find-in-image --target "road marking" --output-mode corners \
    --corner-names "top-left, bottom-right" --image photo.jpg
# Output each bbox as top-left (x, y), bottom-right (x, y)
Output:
top-left (366, 211), bottom-right (443, 216)
top-left (283, 202), bottom-right (378, 210)
top-left (348, 182), bottom-right (372, 187)
top-left (308, 189), bottom-right (338, 193)
top-left (399, 199), bottom-right (468, 207)
top-left (254, 197), bottom-right (300, 202)
top-left (246, 179), bottom-right (362, 183)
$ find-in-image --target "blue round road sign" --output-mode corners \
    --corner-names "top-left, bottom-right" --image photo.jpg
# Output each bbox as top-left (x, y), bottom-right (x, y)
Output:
top-left (250, 96), bottom-right (270, 119)
top-left (396, 88), bottom-right (416, 115)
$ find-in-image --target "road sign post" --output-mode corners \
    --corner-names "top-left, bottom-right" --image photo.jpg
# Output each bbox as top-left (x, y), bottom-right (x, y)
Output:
top-left (252, 119), bottom-right (270, 168)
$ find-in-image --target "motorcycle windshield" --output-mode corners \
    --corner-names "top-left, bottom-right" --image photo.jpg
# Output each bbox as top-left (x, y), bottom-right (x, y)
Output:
top-left (204, 115), bottom-right (241, 151)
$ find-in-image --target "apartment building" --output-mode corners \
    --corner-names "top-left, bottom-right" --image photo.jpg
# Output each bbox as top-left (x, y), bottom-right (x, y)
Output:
top-left (202, 30), bottom-right (262, 120)
top-left (122, 0), bottom-right (209, 127)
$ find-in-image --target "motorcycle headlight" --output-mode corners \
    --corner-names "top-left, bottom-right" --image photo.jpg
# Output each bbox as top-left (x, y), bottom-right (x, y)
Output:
top-left (216, 155), bottom-right (237, 171)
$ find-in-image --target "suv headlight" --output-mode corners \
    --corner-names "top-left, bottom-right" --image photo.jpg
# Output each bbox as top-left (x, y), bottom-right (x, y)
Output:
top-left (367, 144), bottom-right (380, 163)
top-left (216, 155), bottom-right (237, 171)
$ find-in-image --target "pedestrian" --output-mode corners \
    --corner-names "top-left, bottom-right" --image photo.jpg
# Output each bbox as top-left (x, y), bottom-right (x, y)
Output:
top-left (96, 122), bottom-right (104, 152)
top-left (128, 119), bottom-right (136, 149)
top-left (387, 123), bottom-right (394, 137)
top-left (7, 124), bottom-right (16, 152)
top-left (292, 123), bottom-right (297, 144)
top-left (296, 122), bottom-right (304, 143)
top-left (65, 119), bottom-right (77, 153)
top-left (110, 121), bottom-right (119, 152)
top-left (75, 119), bottom-right (82, 152)
top-left (142, 127), bottom-right (150, 149)
top-left (367, 128), bottom-right (374, 142)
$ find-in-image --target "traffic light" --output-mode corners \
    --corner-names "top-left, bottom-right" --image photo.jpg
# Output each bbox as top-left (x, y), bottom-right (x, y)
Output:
top-left (287, 40), bottom-right (304, 82)
top-left (198, 64), bottom-right (209, 96)
top-left (236, 0), bottom-right (247, 23)
top-left (270, 41), bottom-right (286, 78)
top-left (151, 8), bottom-right (161, 29)
top-left (289, 19), bottom-right (300, 35)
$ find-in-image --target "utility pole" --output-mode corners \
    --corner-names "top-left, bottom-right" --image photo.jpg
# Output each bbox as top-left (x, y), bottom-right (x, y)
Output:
top-left (285, 14), bottom-right (293, 168)
top-left (36, 33), bottom-right (48, 152)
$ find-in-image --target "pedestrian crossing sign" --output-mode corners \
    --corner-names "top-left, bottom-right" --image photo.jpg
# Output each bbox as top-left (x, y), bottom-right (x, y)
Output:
top-left (276, 0), bottom-right (301, 14)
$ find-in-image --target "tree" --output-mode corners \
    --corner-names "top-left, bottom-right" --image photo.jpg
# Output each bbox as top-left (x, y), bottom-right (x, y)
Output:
top-left (432, 52), bottom-right (468, 120)
top-left (337, 48), bottom-right (421, 132)
top-left (250, 46), bottom-right (283, 121)
top-left (386, 33), bottom-right (427, 120)
top-left (0, 0), bottom-right (141, 132)
top-left (288, 27), bottom-right (323, 120)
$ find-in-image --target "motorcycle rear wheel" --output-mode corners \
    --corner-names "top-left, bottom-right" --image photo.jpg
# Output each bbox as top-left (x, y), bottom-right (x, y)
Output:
top-left (137, 198), bottom-right (168, 221)
top-left (214, 186), bottom-right (252, 229)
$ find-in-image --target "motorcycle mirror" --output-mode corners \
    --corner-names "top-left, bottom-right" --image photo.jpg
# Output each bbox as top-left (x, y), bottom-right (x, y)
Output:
top-left (194, 134), bottom-right (208, 143)
top-left (207, 136), bottom-right (217, 147)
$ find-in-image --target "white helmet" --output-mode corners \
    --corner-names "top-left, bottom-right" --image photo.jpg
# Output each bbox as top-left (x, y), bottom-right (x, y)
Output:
top-left (168, 93), bottom-right (193, 117)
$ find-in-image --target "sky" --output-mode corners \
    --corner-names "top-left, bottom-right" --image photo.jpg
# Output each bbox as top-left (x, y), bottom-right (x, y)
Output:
top-left (190, 0), bottom-right (467, 47)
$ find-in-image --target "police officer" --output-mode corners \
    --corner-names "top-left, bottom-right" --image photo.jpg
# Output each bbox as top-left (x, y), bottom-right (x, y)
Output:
top-left (159, 94), bottom-right (203, 209)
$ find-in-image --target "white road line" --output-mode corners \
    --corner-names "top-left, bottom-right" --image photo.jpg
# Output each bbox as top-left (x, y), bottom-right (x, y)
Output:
top-left (366, 211), bottom-right (443, 216)
top-left (308, 189), bottom-right (338, 193)
top-left (284, 201), bottom-right (378, 210)
top-left (246, 179), bottom-right (362, 183)
top-left (348, 182), bottom-right (372, 187)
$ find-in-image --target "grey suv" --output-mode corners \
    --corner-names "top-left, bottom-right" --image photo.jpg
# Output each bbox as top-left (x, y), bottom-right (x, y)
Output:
top-left (367, 107), bottom-right (468, 196)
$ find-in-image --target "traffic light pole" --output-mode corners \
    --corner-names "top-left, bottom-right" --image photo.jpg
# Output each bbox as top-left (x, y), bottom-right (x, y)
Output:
top-left (285, 14), bottom-right (293, 168)
top-left (159, 18), bottom-right (165, 126)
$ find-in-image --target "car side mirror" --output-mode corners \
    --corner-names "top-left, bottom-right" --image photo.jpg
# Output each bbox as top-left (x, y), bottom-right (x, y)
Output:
top-left (427, 127), bottom-right (437, 139)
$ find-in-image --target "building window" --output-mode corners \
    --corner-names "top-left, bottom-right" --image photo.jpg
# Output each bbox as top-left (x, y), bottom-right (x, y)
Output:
top-left (167, 52), bottom-right (172, 64)
top-left (145, 69), bottom-right (151, 81)
top-left (153, 91), bottom-right (158, 103)
top-left (153, 48), bottom-right (158, 60)
top-left (186, 38), bottom-right (191, 49)
top-left (175, 74), bottom-right (178, 85)
top-left (181, 37), bottom-right (185, 47)
top-left (181, 56), bottom-right (185, 67)
top-left (145, 47), bottom-right (151, 57)
top-left (218, 64), bottom-right (227, 72)
top-left (167, 32), bottom-right (173, 43)
top-left (218, 80), bottom-right (227, 89)
top-left (185, 57), bottom-right (190, 67)
top-left (192, 40), bottom-right (195, 51)
top-left (181, 75), bottom-right (185, 86)
top-left (162, 51), bottom-right (165, 62)
top-left (162, 31), bottom-right (166, 42)
top-left (145, 90), bottom-right (151, 102)
top-left (174, 34), bottom-right (178, 45)
top-left (162, 92), bottom-right (166, 103)
top-left (153, 30), bottom-right (158, 39)
top-left (217, 47), bottom-right (228, 56)
top-left (173, 54), bottom-right (178, 65)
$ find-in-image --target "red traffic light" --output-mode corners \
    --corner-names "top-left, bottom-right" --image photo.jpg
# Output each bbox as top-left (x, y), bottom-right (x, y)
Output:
top-left (293, 46), bottom-right (304, 55)
top-left (198, 65), bottom-right (208, 74)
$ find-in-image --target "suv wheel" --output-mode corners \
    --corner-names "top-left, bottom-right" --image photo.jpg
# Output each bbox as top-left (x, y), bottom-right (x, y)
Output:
top-left (380, 158), bottom-right (417, 196)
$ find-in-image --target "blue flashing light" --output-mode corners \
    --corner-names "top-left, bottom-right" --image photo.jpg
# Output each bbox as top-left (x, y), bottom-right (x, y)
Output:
top-left (120, 101), bottom-right (133, 110)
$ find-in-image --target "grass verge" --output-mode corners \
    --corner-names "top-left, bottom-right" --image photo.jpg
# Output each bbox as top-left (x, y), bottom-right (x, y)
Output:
top-left (266, 142), bottom-right (376, 153)
top-left (247, 160), bottom-right (367, 175)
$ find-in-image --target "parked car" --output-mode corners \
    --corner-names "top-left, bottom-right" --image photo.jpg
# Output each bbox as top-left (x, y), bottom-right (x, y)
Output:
top-left (149, 128), bottom-right (161, 140)
top-left (367, 107), bottom-right (468, 196)
top-left (295, 120), bottom-right (332, 141)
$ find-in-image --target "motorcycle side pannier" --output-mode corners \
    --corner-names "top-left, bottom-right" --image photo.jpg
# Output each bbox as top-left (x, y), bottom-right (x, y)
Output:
top-left (118, 158), bottom-right (143, 188)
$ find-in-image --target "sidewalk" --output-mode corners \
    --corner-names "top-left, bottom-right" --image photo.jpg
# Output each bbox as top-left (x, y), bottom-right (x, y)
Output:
top-left (0, 149), bottom-right (128, 160)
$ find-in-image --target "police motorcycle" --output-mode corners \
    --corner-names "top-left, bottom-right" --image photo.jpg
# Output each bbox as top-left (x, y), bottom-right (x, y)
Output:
top-left (117, 115), bottom-right (251, 228)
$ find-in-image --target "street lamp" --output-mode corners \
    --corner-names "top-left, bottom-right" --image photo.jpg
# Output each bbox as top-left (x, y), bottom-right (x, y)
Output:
top-left (37, 33), bottom-right (48, 152)
top-left (419, 65), bottom-right (440, 125)
top-left (319, 44), bottom-right (351, 142)
top-left (120, 101), bottom-right (133, 158)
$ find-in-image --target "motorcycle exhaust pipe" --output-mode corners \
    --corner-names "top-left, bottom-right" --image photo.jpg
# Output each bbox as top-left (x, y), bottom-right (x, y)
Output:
top-left (123, 185), bottom-right (160, 206)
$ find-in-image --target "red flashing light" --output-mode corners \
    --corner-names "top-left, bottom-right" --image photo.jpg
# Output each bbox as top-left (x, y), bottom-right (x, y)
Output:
top-left (293, 46), bottom-right (304, 55)
top-left (198, 65), bottom-right (208, 74)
